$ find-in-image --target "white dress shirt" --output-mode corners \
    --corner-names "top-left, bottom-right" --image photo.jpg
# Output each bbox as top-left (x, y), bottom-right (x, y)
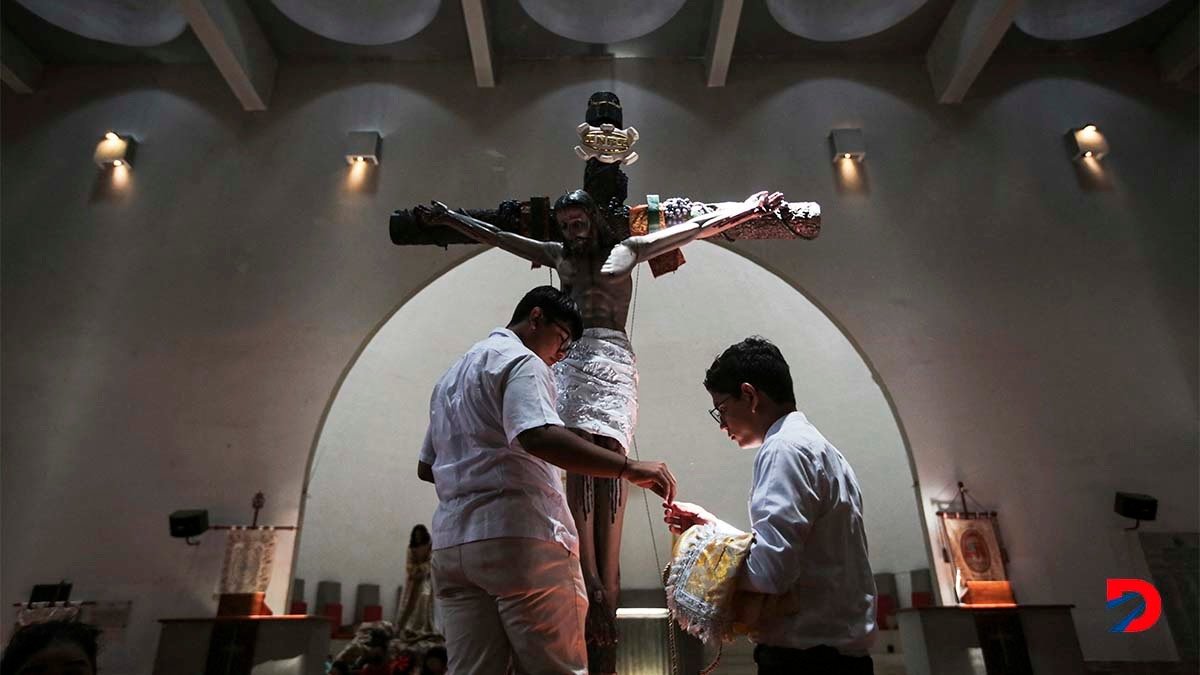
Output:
top-left (718, 411), bottom-right (877, 653)
top-left (418, 328), bottom-right (578, 554)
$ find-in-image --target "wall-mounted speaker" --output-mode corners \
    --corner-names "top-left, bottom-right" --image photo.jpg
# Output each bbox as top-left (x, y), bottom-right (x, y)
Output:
top-left (169, 509), bottom-right (209, 538)
top-left (1114, 492), bottom-right (1157, 523)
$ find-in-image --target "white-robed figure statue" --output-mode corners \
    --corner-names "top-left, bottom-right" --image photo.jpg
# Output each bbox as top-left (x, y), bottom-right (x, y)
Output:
top-left (416, 187), bottom-right (810, 673)
top-left (394, 524), bottom-right (441, 650)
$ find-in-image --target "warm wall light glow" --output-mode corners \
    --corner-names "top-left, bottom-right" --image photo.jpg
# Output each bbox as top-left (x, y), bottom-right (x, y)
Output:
top-left (111, 164), bottom-right (131, 188)
top-left (1074, 154), bottom-right (1112, 190)
top-left (1070, 125), bottom-right (1108, 161)
top-left (346, 158), bottom-right (371, 189)
top-left (95, 134), bottom-right (135, 169)
top-left (836, 156), bottom-right (866, 192)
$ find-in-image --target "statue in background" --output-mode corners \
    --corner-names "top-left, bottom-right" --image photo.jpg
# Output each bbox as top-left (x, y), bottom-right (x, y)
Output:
top-left (332, 526), bottom-right (442, 668)
top-left (393, 524), bottom-right (442, 654)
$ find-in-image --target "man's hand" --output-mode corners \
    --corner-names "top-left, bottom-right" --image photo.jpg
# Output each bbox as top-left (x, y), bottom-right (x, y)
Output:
top-left (623, 459), bottom-right (676, 503)
top-left (601, 242), bottom-right (638, 277)
top-left (662, 501), bottom-right (711, 534)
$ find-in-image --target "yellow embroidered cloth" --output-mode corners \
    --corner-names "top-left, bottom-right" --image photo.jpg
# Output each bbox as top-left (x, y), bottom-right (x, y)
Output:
top-left (665, 524), bottom-right (804, 643)
top-left (664, 524), bottom-right (753, 643)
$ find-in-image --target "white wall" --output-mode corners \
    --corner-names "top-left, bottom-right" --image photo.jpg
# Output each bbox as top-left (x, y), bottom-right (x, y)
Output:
top-left (1, 57), bottom-right (1195, 673)
top-left (295, 243), bottom-right (928, 622)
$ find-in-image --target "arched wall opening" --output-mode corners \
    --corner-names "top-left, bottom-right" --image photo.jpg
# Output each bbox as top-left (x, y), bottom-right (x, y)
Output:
top-left (291, 242), bottom-right (933, 621)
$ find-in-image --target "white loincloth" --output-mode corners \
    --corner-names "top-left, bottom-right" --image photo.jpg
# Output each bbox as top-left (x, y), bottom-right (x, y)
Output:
top-left (552, 327), bottom-right (638, 451)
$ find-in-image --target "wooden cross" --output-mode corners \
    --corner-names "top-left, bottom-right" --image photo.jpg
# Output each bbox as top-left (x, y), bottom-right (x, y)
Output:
top-left (389, 91), bottom-right (820, 277)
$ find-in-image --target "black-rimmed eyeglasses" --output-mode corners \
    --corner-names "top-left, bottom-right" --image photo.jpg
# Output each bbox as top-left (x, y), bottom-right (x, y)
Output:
top-left (708, 395), bottom-right (736, 425)
top-left (551, 322), bottom-right (574, 355)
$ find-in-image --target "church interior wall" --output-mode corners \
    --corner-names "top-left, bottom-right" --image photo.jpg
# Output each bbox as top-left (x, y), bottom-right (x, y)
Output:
top-left (1, 57), bottom-right (1195, 672)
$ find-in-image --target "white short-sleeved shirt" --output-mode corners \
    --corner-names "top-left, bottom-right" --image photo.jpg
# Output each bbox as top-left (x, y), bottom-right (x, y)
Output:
top-left (721, 412), bottom-right (877, 653)
top-left (418, 328), bottom-right (578, 554)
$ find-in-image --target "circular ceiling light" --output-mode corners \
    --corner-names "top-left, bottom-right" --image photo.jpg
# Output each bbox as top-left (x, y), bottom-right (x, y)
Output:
top-left (517, 0), bottom-right (687, 44)
top-left (765, 0), bottom-right (928, 42)
top-left (1014, 0), bottom-right (1172, 41)
top-left (15, 0), bottom-right (187, 47)
top-left (270, 0), bottom-right (440, 46)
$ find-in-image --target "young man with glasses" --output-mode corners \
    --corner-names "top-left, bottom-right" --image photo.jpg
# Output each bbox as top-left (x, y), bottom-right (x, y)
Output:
top-left (417, 285), bottom-right (676, 675)
top-left (664, 336), bottom-right (877, 675)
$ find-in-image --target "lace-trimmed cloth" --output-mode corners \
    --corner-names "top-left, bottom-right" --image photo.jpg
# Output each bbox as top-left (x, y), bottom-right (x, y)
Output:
top-left (219, 529), bottom-right (277, 594)
top-left (665, 524), bottom-right (803, 644)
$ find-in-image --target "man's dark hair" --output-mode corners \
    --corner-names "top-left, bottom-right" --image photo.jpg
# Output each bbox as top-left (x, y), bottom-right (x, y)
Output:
top-left (553, 189), bottom-right (617, 250)
top-left (1, 620), bottom-right (100, 675)
top-left (508, 285), bottom-right (583, 341)
top-left (703, 336), bottom-right (796, 405)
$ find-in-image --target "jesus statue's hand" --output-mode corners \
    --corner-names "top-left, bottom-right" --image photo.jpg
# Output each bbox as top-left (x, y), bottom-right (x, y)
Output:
top-left (662, 501), bottom-right (712, 535)
top-left (601, 242), bottom-right (638, 277)
top-left (748, 190), bottom-right (785, 213)
top-left (414, 201), bottom-right (453, 227)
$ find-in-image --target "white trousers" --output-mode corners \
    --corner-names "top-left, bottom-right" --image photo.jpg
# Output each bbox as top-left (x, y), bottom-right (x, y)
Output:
top-left (433, 538), bottom-right (588, 675)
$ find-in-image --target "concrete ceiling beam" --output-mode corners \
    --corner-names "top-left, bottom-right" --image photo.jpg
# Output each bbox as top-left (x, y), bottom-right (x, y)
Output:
top-left (705, 0), bottom-right (743, 87)
top-left (1, 25), bottom-right (43, 94)
top-left (181, 0), bottom-right (278, 111)
top-left (1155, 5), bottom-right (1198, 83)
top-left (462, 0), bottom-right (495, 88)
top-left (926, 0), bottom-right (1024, 104)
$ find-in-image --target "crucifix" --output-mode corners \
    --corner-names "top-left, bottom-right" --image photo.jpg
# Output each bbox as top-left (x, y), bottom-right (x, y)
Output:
top-left (390, 91), bottom-right (820, 674)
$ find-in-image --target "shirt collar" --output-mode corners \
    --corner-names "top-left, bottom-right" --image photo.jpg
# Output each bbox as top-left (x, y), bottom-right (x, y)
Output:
top-left (763, 411), bottom-right (804, 444)
top-left (491, 327), bottom-right (535, 357)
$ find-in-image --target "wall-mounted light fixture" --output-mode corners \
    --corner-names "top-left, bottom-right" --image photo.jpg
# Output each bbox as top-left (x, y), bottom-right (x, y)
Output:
top-left (1068, 124), bottom-right (1108, 161)
top-left (829, 128), bottom-right (865, 163)
top-left (345, 131), bottom-right (381, 165)
top-left (94, 131), bottom-right (136, 170)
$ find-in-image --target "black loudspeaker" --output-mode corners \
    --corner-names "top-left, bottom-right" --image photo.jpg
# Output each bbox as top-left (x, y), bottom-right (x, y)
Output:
top-left (169, 509), bottom-right (210, 538)
top-left (1114, 492), bottom-right (1158, 521)
top-left (29, 581), bottom-right (71, 603)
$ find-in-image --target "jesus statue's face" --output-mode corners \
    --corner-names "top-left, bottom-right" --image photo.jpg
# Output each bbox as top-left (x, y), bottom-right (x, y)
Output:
top-left (557, 206), bottom-right (597, 256)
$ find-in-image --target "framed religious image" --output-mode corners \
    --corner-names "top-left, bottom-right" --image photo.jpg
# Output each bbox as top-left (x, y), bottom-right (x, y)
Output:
top-left (940, 512), bottom-right (1007, 583)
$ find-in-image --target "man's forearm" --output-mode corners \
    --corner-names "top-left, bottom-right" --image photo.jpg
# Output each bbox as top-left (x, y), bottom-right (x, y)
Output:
top-left (518, 425), bottom-right (626, 477)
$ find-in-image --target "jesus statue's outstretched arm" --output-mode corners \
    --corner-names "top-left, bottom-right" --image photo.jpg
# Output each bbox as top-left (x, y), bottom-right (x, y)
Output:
top-left (600, 191), bottom-right (788, 277)
top-left (416, 201), bottom-right (564, 269)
